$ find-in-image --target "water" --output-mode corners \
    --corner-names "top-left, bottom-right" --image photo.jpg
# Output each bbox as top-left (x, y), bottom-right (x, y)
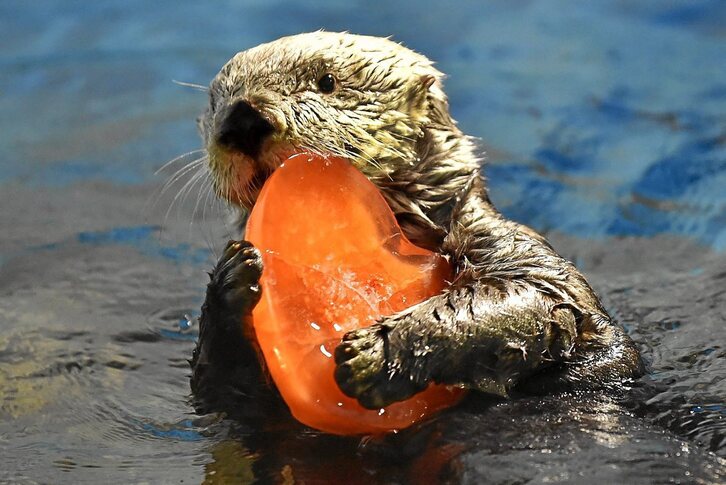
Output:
top-left (1, 1), bottom-right (725, 483)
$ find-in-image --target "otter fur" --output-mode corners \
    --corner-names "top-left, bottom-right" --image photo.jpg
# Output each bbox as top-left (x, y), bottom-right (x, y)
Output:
top-left (189, 32), bottom-right (642, 414)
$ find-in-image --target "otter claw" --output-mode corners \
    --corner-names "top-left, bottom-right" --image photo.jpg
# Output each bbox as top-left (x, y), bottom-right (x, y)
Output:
top-left (334, 324), bottom-right (424, 409)
top-left (210, 239), bottom-right (263, 315)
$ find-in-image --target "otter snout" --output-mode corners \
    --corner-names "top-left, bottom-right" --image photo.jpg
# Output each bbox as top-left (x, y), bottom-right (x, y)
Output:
top-left (216, 100), bottom-right (275, 158)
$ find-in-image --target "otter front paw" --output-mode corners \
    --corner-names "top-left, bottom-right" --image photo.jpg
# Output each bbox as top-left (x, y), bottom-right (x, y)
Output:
top-left (208, 240), bottom-right (263, 316)
top-left (334, 324), bottom-right (426, 409)
top-left (191, 240), bottom-right (265, 400)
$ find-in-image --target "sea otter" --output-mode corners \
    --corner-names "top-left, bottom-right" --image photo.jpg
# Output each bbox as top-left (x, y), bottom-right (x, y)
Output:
top-left (189, 32), bottom-right (643, 415)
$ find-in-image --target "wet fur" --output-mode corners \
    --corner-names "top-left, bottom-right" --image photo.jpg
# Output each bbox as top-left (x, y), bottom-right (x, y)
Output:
top-left (190, 32), bottom-right (643, 415)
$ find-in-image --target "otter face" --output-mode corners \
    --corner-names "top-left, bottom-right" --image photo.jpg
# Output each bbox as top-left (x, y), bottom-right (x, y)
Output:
top-left (198, 31), bottom-right (446, 208)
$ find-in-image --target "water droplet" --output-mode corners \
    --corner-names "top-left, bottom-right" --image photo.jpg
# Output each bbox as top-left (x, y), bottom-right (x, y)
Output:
top-left (178, 315), bottom-right (193, 331)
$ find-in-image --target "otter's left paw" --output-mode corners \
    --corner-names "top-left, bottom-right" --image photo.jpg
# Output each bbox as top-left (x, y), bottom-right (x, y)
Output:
top-left (334, 324), bottom-right (425, 409)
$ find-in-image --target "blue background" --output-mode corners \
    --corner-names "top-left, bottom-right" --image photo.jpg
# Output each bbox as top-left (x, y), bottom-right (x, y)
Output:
top-left (2, 0), bottom-right (724, 249)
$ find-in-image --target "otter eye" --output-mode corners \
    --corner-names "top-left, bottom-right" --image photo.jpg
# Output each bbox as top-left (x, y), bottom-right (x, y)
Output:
top-left (317, 73), bottom-right (336, 94)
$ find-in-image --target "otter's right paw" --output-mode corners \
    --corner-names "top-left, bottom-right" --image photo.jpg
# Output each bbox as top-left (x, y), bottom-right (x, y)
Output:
top-left (334, 323), bottom-right (426, 409)
top-left (208, 240), bottom-right (263, 316)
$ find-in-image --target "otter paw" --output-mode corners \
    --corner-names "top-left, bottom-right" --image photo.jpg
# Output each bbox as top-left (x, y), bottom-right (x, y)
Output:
top-left (209, 240), bottom-right (263, 314)
top-left (334, 324), bottom-right (425, 409)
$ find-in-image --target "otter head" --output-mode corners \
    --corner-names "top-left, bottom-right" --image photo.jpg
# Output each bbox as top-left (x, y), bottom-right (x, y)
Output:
top-left (198, 31), bottom-right (453, 209)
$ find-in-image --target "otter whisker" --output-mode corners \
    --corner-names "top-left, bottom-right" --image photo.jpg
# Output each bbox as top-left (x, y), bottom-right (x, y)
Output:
top-left (157, 157), bottom-right (208, 199)
top-left (157, 154), bottom-right (208, 190)
top-left (150, 156), bottom-right (209, 219)
top-left (150, 153), bottom-right (207, 209)
top-left (155, 148), bottom-right (206, 175)
top-left (202, 177), bottom-right (225, 262)
top-left (197, 170), bottom-right (223, 237)
top-left (190, 173), bottom-right (216, 249)
top-left (223, 166), bottom-right (236, 205)
top-left (164, 162), bottom-right (209, 226)
top-left (172, 79), bottom-right (209, 92)
top-left (144, 154), bottom-right (209, 238)
top-left (191, 171), bottom-right (212, 226)
top-left (179, 166), bottom-right (211, 215)
top-left (202, 176), bottom-right (221, 243)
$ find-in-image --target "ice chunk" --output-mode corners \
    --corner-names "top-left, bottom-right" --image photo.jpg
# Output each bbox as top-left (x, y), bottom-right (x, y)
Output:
top-left (246, 153), bottom-right (465, 435)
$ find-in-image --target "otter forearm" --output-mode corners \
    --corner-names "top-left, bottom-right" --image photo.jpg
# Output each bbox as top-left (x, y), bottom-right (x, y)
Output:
top-left (334, 278), bottom-right (579, 407)
top-left (381, 283), bottom-right (577, 396)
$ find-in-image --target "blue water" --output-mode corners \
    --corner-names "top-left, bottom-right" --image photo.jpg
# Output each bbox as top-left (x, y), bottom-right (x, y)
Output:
top-left (1, 1), bottom-right (725, 483)
top-left (1, 1), bottom-right (724, 248)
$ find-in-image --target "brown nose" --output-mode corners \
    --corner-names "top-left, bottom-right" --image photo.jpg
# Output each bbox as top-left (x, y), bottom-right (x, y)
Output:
top-left (216, 100), bottom-right (274, 158)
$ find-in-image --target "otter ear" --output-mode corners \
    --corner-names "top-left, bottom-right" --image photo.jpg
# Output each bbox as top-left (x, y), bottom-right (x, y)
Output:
top-left (420, 74), bottom-right (436, 90)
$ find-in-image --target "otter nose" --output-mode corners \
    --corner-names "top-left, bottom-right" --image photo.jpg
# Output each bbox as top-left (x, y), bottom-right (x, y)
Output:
top-left (217, 100), bottom-right (274, 157)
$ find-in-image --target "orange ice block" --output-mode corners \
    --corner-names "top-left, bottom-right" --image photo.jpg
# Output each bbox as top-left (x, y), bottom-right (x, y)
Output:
top-left (246, 153), bottom-right (465, 435)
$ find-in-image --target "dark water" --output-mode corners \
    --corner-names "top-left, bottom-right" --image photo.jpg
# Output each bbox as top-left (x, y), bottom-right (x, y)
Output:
top-left (1, 1), bottom-right (725, 483)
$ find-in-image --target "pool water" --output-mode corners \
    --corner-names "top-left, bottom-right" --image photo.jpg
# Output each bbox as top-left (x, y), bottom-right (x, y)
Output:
top-left (1, 1), bottom-right (724, 483)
